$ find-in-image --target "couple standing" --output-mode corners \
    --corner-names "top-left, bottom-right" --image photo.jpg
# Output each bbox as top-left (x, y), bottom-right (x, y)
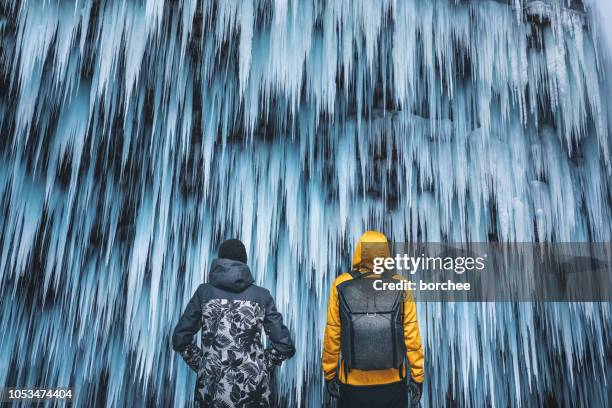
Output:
top-left (173, 231), bottom-right (424, 407)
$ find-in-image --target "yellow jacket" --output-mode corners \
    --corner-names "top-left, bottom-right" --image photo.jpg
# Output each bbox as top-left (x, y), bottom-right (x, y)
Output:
top-left (322, 231), bottom-right (425, 385)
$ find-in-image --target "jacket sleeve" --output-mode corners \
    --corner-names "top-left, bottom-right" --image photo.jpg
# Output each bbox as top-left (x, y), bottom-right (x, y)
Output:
top-left (172, 285), bottom-right (204, 371)
top-left (403, 292), bottom-right (425, 383)
top-left (322, 278), bottom-right (341, 380)
top-left (263, 291), bottom-right (295, 365)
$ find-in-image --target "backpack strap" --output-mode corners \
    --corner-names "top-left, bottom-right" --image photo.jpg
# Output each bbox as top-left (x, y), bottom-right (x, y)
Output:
top-left (349, 269), bottom-right (376, 279)
top-left (398, 300), bottom-right (405, 379)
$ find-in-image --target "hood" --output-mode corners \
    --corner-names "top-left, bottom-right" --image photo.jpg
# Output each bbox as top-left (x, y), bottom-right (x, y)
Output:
top-left (352, 230), bottom-right (391, 272)
top-left (209, 258), bottom-right (254, 292)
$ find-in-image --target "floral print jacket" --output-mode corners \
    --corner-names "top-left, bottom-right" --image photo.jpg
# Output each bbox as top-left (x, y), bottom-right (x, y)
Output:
top-left (173, 259), bottom-right (295, 407)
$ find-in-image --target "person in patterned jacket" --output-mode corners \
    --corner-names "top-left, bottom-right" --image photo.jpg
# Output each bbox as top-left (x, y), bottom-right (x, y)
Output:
top-left (173, 239), bottom-right (295, 407)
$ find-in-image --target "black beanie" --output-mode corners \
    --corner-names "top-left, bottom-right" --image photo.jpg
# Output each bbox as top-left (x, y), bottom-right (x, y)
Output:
top-left (218, 239), bottom-right (248, 264)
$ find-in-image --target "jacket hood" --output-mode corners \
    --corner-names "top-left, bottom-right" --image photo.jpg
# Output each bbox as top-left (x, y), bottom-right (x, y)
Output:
top-left (352, 230), bottom-right (391, 272)
top-left (209, 258), bottom-right (254, 292)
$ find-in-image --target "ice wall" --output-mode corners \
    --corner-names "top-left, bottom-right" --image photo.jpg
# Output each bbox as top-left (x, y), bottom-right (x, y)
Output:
top-left (0, 0), bottom-right (610, 406)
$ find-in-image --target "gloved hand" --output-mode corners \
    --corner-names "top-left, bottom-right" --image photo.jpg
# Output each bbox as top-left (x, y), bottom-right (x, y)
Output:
top-left (325, 378), bottom-right (341, 399)
top-left (407, 378), bottom-right (423, 403)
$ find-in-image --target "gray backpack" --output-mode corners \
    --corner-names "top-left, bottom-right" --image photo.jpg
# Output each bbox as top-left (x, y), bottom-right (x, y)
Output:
top-left (337, 270), bottom-right (406, 378)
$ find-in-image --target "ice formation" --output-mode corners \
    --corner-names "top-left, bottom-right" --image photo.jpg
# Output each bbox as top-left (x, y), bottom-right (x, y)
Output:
top-left (0, 0), bottom-right (610, 406)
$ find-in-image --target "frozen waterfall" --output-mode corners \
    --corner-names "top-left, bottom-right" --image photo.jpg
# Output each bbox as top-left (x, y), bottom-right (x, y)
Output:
top-left (0, 0), bottom-right (610, 406)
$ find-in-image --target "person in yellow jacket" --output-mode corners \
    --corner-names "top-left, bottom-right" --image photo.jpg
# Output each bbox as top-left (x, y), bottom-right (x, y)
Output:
top-left (322, 231), bottom-right (425, 407)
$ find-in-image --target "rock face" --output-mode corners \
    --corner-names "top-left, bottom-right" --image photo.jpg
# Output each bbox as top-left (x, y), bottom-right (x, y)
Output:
top-left (0, 0), bottom-right (610, 406)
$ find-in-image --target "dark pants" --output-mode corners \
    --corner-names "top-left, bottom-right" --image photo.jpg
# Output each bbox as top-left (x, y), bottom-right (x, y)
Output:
top-left (338, 380), bottom-right (408, 408)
